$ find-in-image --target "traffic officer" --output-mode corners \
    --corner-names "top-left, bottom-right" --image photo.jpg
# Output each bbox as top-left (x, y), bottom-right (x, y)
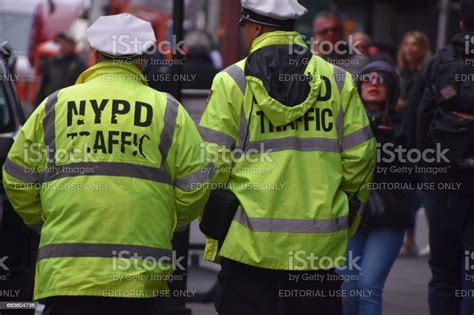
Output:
top-left (199, 1), bottom-right (376, 314)
top-left (2, 14), bottom-right (212, 315)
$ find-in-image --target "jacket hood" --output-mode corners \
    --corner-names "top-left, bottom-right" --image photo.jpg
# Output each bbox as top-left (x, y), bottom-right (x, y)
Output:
top-left (245, 31), bottom-right (322, 126)
top-left (357, 60), bottom-right (400, 108)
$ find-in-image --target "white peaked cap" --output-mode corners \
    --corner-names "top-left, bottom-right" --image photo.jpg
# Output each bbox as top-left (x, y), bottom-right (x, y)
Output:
top-left (241, 0), bottom-right (308, 21)
top-left (87, 13), bottom-right (156, 57)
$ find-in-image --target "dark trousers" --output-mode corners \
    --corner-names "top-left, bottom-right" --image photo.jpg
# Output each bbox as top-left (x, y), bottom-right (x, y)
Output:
top-left (42, 296), bottom-right (161, 315)
top-left (425, 189), bottom-right (474, 315)
top-left (215, 258), bottom-right (343, 315)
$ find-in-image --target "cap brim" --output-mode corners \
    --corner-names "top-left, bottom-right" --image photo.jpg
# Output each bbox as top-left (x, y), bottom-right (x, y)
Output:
top-left (98, 51), bottom-right (140, 59)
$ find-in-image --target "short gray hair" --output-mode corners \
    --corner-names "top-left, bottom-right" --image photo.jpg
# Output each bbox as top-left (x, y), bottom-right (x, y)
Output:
top-left (313, 11), bottom-right (342, 25)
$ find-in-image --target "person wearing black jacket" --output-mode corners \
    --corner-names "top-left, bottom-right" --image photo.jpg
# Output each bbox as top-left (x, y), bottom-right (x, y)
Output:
top-left (35, 32), bottom-right (86, 106)
top-left (405, 1), bottom-right (474, 314)
top-left (340, 61), bottom-right (413, 315)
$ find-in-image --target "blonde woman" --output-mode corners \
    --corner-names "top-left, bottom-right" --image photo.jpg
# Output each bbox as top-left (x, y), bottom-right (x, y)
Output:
top-left (396, 31), bottom-right (432, 256)
top-left (396, 31), bottom-right (432, 112)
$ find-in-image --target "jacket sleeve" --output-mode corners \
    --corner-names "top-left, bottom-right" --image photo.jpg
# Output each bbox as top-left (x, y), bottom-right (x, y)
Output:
top-left (404, 60), bottom-right (434, 150)
top-left (2, 99), bottom-right (48, 232)
top-left (198, 65), bottom-right (245, 262)
top-left (339, 78), bottom-right (377, 203)
top-left (338, 75), bottom-right (377, 235)
top-left (172, 102), bottom-right (213, 227)
top-left (415, 60), bottom-right (438, 151)
top-left (198, 67), bottom-right (244, 184)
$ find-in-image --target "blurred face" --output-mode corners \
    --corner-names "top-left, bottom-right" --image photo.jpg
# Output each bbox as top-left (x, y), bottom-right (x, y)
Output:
top-left (402, 36), bottom-right (422, 64)
top-left (313, 16), bottom-right (344, 44)
top-left (361, 72), bottom-right (388, 108)
top-left (353, 33), bottom-right (370, 55)
top-left (58, 39), bottom-right (76, 56)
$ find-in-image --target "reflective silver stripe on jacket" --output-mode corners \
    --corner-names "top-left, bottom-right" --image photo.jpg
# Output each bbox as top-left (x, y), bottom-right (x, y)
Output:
top-left (245, 137), bottom-right (340, 153)
top-left (341, 125), bottom-right (374, 151)
top-left (333, 65), bottom-right (346, 94)
top-left (199, 126), bottom-right (235, 149)
top-left (3, 159), bottom-right (39, 184)
top-left (175, 163), bottom-right (215, 190)
top-left (223, 64), bottom-right (246, 94)
top-left (236, 108), bottom-right (248, 149)
top-left (37, 243), bottom-right (172, 261)
top-left (43, 91), bottom-right (59, 168)
top-left (234, 208), bottom-right (349, 234)
top-left (333, 66), bottom-right (346, 145)
top-left (233, 208), bottom-right (349, 234)
top-left (40, 162), bottom-right (172, 185)
top-left (159, 94), bottom-right (179, 162)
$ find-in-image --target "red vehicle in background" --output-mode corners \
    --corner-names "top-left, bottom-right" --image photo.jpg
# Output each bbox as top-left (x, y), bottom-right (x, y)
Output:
top-left (11, 0), bottom-right (171, 109)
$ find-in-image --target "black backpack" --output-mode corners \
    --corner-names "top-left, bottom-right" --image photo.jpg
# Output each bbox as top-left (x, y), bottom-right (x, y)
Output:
top-left (424, 45), bottom-right (474, 166)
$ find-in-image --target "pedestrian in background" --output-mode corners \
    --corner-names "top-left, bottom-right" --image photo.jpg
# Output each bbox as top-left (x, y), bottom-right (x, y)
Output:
top-left (407, 0), bottom-right (474, 313)
top-left (396, 31), bottom-right (432, 257)
top-left (182, 30), bottom-right (219, 90)
top-left (340, 60), bottom-right (413, 315)
top-left (313, 11), bottom-right (369, 74)
top-left (36, 32), bottom-right (86, 106)
top-left (352, 31), bottom-right (372, 57)
top-left (396, 31), bottom-right (432, 112)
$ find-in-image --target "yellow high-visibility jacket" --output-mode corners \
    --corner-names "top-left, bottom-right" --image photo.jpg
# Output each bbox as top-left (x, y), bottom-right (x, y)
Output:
top-left (199, 31), bottom-right (376, 270)
top-left (3, 61), bottom-right (212, 300)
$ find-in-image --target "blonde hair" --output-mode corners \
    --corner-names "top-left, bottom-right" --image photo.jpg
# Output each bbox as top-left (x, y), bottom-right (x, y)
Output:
top-left (397, 31), bottom-right (432, 72)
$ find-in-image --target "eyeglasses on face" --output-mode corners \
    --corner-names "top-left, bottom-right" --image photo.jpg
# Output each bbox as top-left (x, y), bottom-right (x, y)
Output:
top-left (361, 74), bottom-right (386, 85)
top-left (317, 26), bottom-right (343, 36)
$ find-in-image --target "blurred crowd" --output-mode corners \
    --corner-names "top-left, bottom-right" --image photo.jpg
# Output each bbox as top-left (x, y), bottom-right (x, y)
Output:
top-left (6, 3), bottom-right (474, 315)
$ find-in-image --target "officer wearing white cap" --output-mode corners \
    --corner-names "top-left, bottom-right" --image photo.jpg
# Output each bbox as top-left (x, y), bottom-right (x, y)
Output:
top-left (239, 0), bottom-right (308, 30)
top-left (87, 13), bottom-right (156, 58)
top-left (199, 0), bottom-right (375, 314)
top-left (3, 13), bottom-right (212, 315)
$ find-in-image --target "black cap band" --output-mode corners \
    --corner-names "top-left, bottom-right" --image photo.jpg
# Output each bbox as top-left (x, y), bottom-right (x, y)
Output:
top-left (239, 8), bottom-right (296, 30)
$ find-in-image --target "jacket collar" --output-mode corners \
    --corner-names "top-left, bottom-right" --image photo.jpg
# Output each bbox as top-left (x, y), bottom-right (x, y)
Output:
top-left (75, 61), bottom-right (148, 85)
top-left (250, 31), bottom-right (308, 53)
